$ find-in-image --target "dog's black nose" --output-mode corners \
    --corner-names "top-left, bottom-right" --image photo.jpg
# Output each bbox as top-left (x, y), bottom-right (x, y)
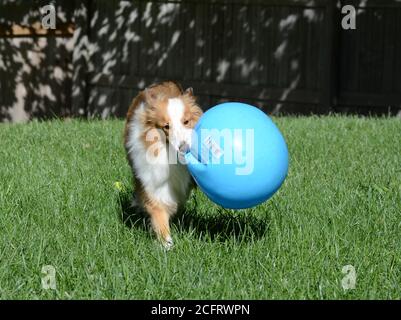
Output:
top-left (178, 142), bottom-right (189, 153)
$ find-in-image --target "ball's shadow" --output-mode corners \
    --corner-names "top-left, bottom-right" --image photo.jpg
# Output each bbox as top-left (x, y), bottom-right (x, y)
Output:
top-left (117, 190), bottom-right (270, 242)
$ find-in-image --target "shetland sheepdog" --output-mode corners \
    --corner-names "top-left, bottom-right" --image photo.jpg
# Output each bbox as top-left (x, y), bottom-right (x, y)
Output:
top-left (124, 81), bottom-right (203, 249)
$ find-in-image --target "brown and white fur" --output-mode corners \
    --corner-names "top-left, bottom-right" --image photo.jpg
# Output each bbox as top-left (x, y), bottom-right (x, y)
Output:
top-left (124, 81), bottom-right (203, 249)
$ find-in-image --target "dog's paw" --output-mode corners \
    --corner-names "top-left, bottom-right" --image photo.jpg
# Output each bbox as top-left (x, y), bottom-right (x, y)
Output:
top-left (163, 236), bottom-right (174, 251)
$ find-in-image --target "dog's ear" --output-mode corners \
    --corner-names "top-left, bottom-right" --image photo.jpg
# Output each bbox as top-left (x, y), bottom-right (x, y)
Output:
top-left (144, 87), bottom-right (158, 107)
top-left (184, 87), bottom-right (194, 96)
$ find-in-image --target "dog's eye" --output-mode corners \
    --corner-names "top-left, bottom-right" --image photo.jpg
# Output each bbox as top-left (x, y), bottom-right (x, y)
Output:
top-left (183, 120), bottom-right (189, 126)
top-left (163, 124), bottom-right (170, 130)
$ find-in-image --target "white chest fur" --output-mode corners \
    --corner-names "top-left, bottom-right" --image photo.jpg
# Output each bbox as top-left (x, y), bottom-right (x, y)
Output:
top-left (126, 104), bottom-right (192, 208)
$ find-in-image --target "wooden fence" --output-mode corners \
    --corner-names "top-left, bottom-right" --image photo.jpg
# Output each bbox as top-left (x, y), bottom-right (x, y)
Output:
top-left (1, 0), bottom-right (400, 122)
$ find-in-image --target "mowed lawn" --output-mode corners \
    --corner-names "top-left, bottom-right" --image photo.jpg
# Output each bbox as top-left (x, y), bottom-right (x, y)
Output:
top-left (0, 116), bottom-right (400, 299)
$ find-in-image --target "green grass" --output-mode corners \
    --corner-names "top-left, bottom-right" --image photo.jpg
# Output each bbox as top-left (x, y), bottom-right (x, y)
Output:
top-left (0, 116), bottom-right (400, 299)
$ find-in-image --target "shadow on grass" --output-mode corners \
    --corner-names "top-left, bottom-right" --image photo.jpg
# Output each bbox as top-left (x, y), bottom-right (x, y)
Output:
top-left (117, 190), bottom-right (270, 242)
top-left (117, 191), bottom-right (148, 232)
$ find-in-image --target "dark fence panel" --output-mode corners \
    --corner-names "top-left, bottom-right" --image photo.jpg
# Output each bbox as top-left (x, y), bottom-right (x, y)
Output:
top-left (1, 0), bottom-right (400, 122)
top-left (337, 0), bottom-right (401, 112)
top-left (86, 0), bottom-right (329, 116)
top-left (85, 0), bottom-right (401, 117)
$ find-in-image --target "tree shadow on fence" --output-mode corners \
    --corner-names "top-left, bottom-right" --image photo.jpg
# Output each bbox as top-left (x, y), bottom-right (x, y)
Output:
top-left (0, 1), bottom-right (75, 122)
top-left (1, 0), bottom-right (400, 122)
top-left (86, 0), bottom-right (325, 116)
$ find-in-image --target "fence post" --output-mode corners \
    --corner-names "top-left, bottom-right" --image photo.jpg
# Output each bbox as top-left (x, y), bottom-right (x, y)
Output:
top-left (321, 0), bottom-right (340, 113)
top-left (71, 0), bottom-right (91, 117)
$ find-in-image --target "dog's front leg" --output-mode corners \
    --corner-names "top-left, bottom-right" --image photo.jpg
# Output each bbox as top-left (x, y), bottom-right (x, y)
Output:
top-left (144, 200), bottom-right (173, 249)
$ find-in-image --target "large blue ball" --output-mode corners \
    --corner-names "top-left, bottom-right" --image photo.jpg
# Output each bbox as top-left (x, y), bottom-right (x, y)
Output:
top-left (185, 102), bottom-right (289, 209)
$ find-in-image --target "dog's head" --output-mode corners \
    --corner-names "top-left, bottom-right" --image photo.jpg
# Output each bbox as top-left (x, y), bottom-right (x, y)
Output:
top-left (142, 82), bottom-right (203, 153)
